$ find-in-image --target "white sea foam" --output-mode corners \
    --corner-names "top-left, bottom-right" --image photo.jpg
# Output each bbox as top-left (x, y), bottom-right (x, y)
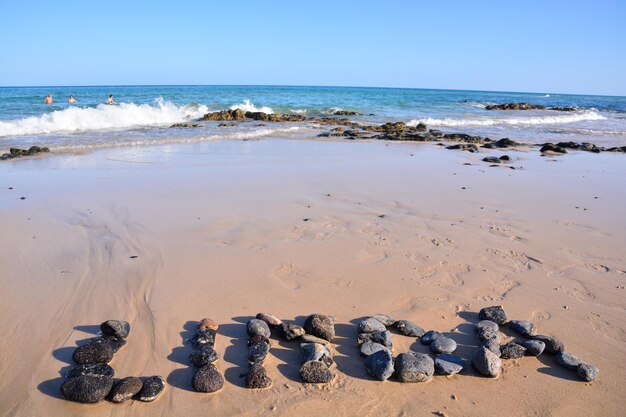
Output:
top-left (407, 111), bottom-right (606, 128)
top-left (290, 109), bottom-right (308, 115)
top-left (0, 98), bottom-right (208, 137)
top-left (229, 99), bottom-right (274, 114)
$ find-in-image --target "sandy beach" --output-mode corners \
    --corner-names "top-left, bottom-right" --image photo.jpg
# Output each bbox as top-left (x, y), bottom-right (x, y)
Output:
top-left (1, 139), bottom-right (625, 417)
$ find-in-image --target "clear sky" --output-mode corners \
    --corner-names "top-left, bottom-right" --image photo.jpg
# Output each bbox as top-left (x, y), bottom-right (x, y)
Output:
top-left (1, 1), bottom-right (625, 95)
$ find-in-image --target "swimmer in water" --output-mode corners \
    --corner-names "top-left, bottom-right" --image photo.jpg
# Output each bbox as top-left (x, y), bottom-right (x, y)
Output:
top-left (43, 94), bottom-right (53, 105)
top-left (106, 94), bottom-right (116, 105)
top-left (68, 95), bottom-right (76, 104)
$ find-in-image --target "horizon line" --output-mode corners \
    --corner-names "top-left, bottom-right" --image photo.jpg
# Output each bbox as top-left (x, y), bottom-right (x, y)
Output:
top-left (0, 83), bottom-right (624, 99)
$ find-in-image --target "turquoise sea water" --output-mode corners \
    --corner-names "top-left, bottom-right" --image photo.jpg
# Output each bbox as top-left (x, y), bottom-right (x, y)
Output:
top-left (1, 85), bottom-right (625, 152)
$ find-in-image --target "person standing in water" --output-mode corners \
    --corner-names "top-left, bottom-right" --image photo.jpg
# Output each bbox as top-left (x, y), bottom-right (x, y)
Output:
top-left (106, 94), bottom-right (116, 105)
top-left (68, 95), bottom-right (76, 104)
top-left (43, 94), bottom-right (53, 105)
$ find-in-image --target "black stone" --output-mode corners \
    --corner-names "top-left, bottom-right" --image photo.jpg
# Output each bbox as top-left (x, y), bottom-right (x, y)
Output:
top-left (245, 363), bottom-right (272, 389)
top-left (478, 306), bottom-right (508, 325)
top-left (66, 363), bottom-right (114, 379)
top-left (280, 322), bottom-right (306, 340)
top-left (420, 330), bottom-right (442, 345)
top-left (192, 328), bottom-right (216, 349)
top-left (72, 340), bottom-right (114, 364)
top-left (431, 337), bottom-right (457, 354)
top-left (189, 345), bottom-right (219, 367)
top-left (508, 320), bottom-right (537, 337)
top-left (100, 320), bottom-right (130, 340)
top-left (357, 330), bottom-right (393, 349)
top-left (359, 317), bottom-right (387, 333)
top-left (247, 319), bottom-right (271, 338)
top-left (364, 349), bottom-right (394, 381)
top-left (521, 339), bottom-right (545, 356)
top-left (500, 342), bottom-right (527, 359)
top-left (556, 352), bottom-right (581, 370)
top-left (303, 314), bottom-right (336, 342)
top-left (577, 363), bottom-right (599, 382)
top-left (109, 377), bottom-right (143, 403)
top-left (300, 342), bottom-right (333, 367)
top-left (360, 342), bottom-right (391, 358)
top-left (61, 374), bottom-right (114, 403)
top-left (299, 360), bottom-right (334, 383)
top-left (471, 347), bottom-right (502, 377)
top-left (533, 335), bottom-right (564, 354)
top-left (394, 352), bottom-right (434, 382)
top-left (192, 364), bottom-right (224, 393)
top-left (135, 375), bottom-right (166, 402)
top-left (394, 320), bottom-right (425, 337)
top-left (248, 340), bottom-right (270, 365)
top-left (434, 354), bottom-right (465, 375)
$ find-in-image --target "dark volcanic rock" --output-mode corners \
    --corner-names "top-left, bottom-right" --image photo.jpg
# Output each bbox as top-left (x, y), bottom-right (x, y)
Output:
top-left (248, 340), bottom-right (270, 365)
top-left (471, 346), bottom-right (502, 377)
top-left (431, 337), bottom-right (457, 354)
top-left (394, 320), bottom-right (425, 337)
top-left (301, 334), bottom-right (331, 346)
top-left (303, 314), bottom-right (336, 342)
top-left (99, 336), bottom-right (126, 353)
top-left (301, 343), bottom-right (333, 367)
top-left (477, 328), bottom-right (502, 344)
top-left (577, 363), bottom-right (599, 382)
top-left (359, 317), bottom-right (387, 333)
top-left (420, 330), bottom-right (442, 345)
top-left (478, 306), bottom-right (508, 325)
top-left (357, 330), bottom-right (393, 349)
top-left (2, 146), bottom-right (50, 160)
top-left (475, 320), bottom-right (499, 333)
top-left (331, 110), bottom-right (361, 116)
top-left (499, 155), bottom-right (511, 161)
top-left (482, 339), bottom-right (502, 357)
top-left (245, 363), bottom-right (272, 389)
top-left (72, 340), bottom-right (114, 364)
top-left (540, 143), bottom-right (567, 154)
top-left (548, 106), bottom-right (577, 111)
top-left (193, 328), bottom-right (216, 349)
top-left (443, 133), bottom-right (484, 143)
top-left (492, 138), bottom-right (521, 148)
top-left (521, 339), bottom-right (545, 356)
top-left (100, 320), bottom-right (130, 340)
top-left (192, 364), bottom-right (224, 393)
top-left (485, 102), bottom-right (546, 111)
top-left (394, 352), bottom-right (434, 382)
top-left (245, 111), bottom-right (307, 122)
top-left (61, 374), bottom-right (114, 403)
top-left (556, 352), bottom-right (582, 370)
top-left (370, 314), bottom-right (396, 327)
top-left (256, 312), bottom-right (283, 327)
top-left (500, 342), bottom-right (527, 359)
top-left (508, 320), bottom-right (537, 337)
top-left (109, 377), bottom-right (143, 403)
top-left (435, 354), bottom-right (465, 375)
top-left (364, 349), bottom-right (394, 381)
top-left (359, 342), bottom-right (391, 358)
top-left (482, 156), bottom-right (501, 164)
top-left (446, 144), bottom-right (479, 153)
top-left (170, 123), bottom-right (200, 128)
top-left (299, 360), bottom-right (334, 383)
top-left (247, 319), bottom-right (271, 338)
top-left (189, 345), bottom-right (219, 367)
top-left (280, 322), bottom-right (306, 340)
top-left (136, 375), bottom-right (166, 401)
top-left (533, 335), bottom-right (564, 354)
top-left (67, 363), bottom-right (114, 379)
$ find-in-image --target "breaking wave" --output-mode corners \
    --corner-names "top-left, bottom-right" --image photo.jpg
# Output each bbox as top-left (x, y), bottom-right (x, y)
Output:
top-left (407, 111), bottom-right (606, 127)
top-left (229, 99), bottom-right (274, 114)
top-left (0, 98), bottom-right (208, 137)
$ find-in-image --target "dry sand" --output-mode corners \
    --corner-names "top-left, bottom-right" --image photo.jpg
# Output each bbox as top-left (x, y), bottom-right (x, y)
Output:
top-left (0, 139), bottom-right (625, 417)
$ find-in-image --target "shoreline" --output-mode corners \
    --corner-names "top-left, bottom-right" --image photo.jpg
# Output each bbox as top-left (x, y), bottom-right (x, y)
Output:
top-left (1, 139), bottom-right (625, 416)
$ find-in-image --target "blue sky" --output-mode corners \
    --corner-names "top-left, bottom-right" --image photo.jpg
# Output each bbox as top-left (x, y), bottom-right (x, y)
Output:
top-left (1, 1), bottom-right (625, 95)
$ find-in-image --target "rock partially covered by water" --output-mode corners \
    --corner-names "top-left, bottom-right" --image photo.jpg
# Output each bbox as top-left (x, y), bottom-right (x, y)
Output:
top-left (364, 349), bottom-right (394, 381)
top-left (420, 330), bottom-right (442, 345)
top-left (280, 322), bottom-right (306, 340)
top-left (100, 320), bottom-right (130, 340)
top-left (431, 337), bottom-right (457, 354)
top-left (435, 354), bottom-right (465, 375)
top-left (256, 312), bottom-right (283, 327)
top-left (357, 330), bottom-right (393, 349)
top-left (136, 376), bottom-right (166, 402)
top-left (201, 109), bottom-right (246, 121)
top-left (192, 364), bottom-right (224, 393)
top-left (1, 146), bottom-right (50, 160)
top-left (331, 110), bottom-right (361, 116)
top-left (189, 345), bottom-right (219, 367)
top-left (485, 102), bottom-right (546, 111)
top-left (394, 352), bottom-right (434, 382)
top-left (360, 342), bottom-right (391, 358)
top-left (556, 352), bottom-right (582, 370)
top-left (508, 320), bottom-right (537, 337)
top-left (394, 320), bottom-right (425, 337)
top-left (299, 360), bottom-right (334, 383)
top-left (359, 317), bottom-right (387, 333)
top-left (72, 339), bottom-right (114, 364)
top-left (472, 347), bottom-right (502, 377)
top-left (61, 374), bottom-right (114, 403)
top-left (245, 363), bottom-right (272, 389)
top-left (500, 342), bottom-right (527, 359)
top-left (109, 377), bottom-right (143, 403)
top-left (301, 343), bottom-right (333, 367)
top-left (247, 319), bottom-right (271, 338)
top-left (577, 363), bottom-right (599, 382)
top-left (521, 339), bottom-right (545, 356)
top-left (303, 314), bottom-right (336, 342)
top-left (533, 335), bottom-right (564, 354)
top-left (245, 111), bottom-right (308, 122)
top-left (67, 363), bottom-right (114, 379)
top-left (478, 306), bottom-right (508, 325)
top-left (170, 123), bottom-right (200, 128)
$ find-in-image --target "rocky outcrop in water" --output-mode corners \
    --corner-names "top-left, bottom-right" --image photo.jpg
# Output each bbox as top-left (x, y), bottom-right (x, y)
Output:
top-left (1, 146), bottom-right (50, 160)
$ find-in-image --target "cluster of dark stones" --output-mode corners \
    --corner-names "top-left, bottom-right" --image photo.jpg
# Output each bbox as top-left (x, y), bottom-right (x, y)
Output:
top-left (356, 314), bottom-right (465, 382)
top-left (61, 320), bottom-right (165, 404)
top-left (472, 306), bottom-right (599, 381)
top-left (540, 141), bottom-right (626, 154)
top-left (170, 123), bottom-right (200, 128)
top-left (244, 314), bottom-right (276, 389)
top-left (1, 146), bottom-right (50, 160)
top-left (484, 102), bottom-right (576, 111)
top-left (189, 318), bottom-right (224, 393)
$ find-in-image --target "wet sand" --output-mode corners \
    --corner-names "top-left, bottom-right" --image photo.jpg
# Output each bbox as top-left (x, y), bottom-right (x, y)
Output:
top-left (1, 139), bottom-right (625, 416)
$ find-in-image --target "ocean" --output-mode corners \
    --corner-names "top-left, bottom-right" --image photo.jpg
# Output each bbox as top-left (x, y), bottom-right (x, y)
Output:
top-left (1, 85), bottom-right (625, 152)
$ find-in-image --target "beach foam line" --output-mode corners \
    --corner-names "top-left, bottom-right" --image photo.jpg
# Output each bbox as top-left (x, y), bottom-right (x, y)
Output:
top-left (407, 110), bottom-right (606, 127)
top-left (0, 98), bottom-right (209, 137)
